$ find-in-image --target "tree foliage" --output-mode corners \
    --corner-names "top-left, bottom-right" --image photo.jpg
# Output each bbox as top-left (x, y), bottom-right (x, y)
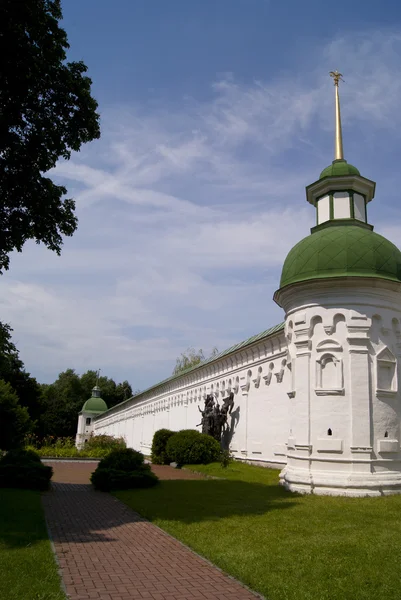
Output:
top-left (173, 346), bottom-right (219, 375)
top-left (0, 0), bottom-right (100, 272)
top-left (40, 369), bottom-right (135, 438)
top-left (0, 322), bottom-right (42, 423)
top-left (80, 370), bottom-right (133, 408)
top-left (0, 379), bottom-right (32, 450)
top-left (0, 322), bottom-right (135, 439)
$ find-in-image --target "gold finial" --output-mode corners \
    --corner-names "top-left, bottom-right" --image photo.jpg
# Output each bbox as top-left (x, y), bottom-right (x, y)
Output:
top-left (329, 70), bottom-right (344, 160)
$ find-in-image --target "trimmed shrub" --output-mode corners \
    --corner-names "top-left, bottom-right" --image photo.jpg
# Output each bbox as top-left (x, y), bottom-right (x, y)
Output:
top-left (166, 429), bottom-right (221, 465)
top-left (97, 448), bottom-right (145, 471)
top-left (151, 429), bottom-right (175, 464)
top-left (85, 434), bottom-right (126, 451)
top-left (91, 466), bottom-right (159, 492)
top-left (90, 448), bottom-right (159, 491)
top-left (0, 449), bottom-right (52, 491)
top-left (1, 448), bottom-right (42, 465)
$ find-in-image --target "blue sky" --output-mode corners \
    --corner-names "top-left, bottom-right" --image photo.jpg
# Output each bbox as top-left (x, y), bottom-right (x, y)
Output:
top-left (2, 0), bottom-right (401, 389)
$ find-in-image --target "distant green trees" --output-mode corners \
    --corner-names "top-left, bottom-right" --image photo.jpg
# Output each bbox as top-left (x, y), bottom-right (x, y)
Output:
top-left (173, 347), bottom-right (219, 375)
top-left (0, 320), bottom-right (136, 442)
top-left (40, 370), bottom-right (134, 438)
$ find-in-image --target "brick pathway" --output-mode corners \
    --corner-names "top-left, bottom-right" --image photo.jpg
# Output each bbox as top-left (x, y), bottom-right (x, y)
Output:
top-left (42, 462), bottom-right (260, 600)
top-left (45, 461), bottom-right (205, 484)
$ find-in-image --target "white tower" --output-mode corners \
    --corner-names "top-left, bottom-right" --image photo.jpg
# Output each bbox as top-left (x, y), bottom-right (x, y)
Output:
top-left (75, 384), bottom-right (108, 449)
top-left (274, 72), bottom-right (401, 496)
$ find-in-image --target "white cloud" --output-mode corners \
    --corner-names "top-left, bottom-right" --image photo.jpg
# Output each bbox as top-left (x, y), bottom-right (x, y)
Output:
top-left (2, 30), bottom-right (401, 387)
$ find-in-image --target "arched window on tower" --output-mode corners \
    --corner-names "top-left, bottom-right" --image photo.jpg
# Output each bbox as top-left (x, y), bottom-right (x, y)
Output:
top-left (316, 353), bottom-right (344, 395)
top-left (376, 347), bottom-right (397, 394)
top-left (315, 338), bottom-right (343, 395)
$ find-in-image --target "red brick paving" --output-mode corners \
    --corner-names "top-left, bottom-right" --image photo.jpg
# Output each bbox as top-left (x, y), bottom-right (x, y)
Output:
top-left (45, 461), bottom-right (205, 484)
top-left (42, 462), bottom-right (260, 600)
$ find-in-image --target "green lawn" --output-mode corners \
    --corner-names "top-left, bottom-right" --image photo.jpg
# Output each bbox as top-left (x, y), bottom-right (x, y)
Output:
top-left (0, 489), bottom-right (65, 600)
top-left (116, 462), bottom-right (401, 600)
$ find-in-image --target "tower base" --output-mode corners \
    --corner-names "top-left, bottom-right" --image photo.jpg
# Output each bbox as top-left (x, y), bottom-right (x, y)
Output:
top-left (280, 465), bottom-right (401, 497)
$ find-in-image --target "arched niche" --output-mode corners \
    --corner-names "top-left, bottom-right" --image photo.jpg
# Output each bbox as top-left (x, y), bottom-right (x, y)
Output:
top-left (263, 362), bottom-right (274, 386)
top-left (286, 320), bottom-right (293, 342)
top-left (253, 366), bottom-right (263, 388)
top-left (309, 315), bottom-right (323, 338)
top-left (376, 347), bottom-right (397, 395)
top-left (316, 339), bottom-right (343, 353)
top-left (315, 353), bottom-right (344, 395)
top-left (392, 318), bottom-right (401, 339)
top-left (275, 359), bottom-right (286, 383)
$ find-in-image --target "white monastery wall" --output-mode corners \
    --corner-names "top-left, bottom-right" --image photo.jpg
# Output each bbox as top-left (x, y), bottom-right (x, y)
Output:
top-left (94, 328), bottom-right (291, 465)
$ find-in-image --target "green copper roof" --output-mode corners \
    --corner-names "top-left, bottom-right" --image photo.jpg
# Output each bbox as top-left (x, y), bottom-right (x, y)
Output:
top-left (82, 396), bottom-right (108, 414)
top-left (280, 224), bottom-right (401, 288)
top-left (320, 160), bottom-right (360, 179)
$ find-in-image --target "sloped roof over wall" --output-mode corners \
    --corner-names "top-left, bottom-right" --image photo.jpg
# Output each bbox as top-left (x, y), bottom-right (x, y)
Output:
top-left (96, 322), bottom-right (284, 419)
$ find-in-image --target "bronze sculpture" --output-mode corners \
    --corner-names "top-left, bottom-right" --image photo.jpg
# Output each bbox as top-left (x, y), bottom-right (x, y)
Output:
top-left (197, 392), bottom-right (234, 442)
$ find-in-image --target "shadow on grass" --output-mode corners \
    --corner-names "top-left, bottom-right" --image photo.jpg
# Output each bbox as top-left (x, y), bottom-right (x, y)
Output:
top-left (116, 477), bottom-right (298, 524)
top-left (0, 488), bottom-right (50, 550)
top-left (2, 477), bottom-right (298, 549)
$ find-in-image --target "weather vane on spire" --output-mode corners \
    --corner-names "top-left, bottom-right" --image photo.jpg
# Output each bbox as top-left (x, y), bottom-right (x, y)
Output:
top-left (329, 70), bottom-right (344, 86)
top-left (329, 70), bottom-right (344, 160)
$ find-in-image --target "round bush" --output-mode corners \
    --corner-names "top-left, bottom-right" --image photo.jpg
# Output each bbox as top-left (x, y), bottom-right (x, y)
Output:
top-left (151, 429), bottom-right (175, 464)
top-left (0, 449), bottom-right (52, 490)
top-left (98, 448), bottom-right (145, 471)
top-left (91, 467), bottom-right (159, 492)
top-left (166, 429), bottom-right (221, 465)
top-left (1, 448), bottom-right (42, 465)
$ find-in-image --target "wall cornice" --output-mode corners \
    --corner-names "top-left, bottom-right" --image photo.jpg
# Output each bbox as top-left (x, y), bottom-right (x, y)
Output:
top-left (95, 331), bottom-right (287, 423)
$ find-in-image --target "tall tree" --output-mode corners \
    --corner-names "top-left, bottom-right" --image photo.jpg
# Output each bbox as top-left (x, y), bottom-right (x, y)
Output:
top-left (173, 347), bottom-right (219, 376)
top-left (40, 369), bottom-right (83, 438)
top-left (0, 0), bottom-right (100, 272)
top-left (0, 379), bottom-right (31, 450)
top-left (0, 322), bottom-right (42, 423)
top-left (40, 369), bottom-right (135, 437)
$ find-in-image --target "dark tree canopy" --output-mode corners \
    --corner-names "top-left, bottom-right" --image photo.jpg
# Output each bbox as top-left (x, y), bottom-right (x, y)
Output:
top-left (0, 379), bottom-right (32, 450)
top-left (0, 321), bottom-right (42, 423)
top-left (40, 369), bottom-right (135, 438)
top-left (0, 0), bottom-right (100, 272)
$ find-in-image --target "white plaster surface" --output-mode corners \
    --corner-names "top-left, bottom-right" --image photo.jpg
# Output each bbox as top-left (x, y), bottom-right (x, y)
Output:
top-left (86, 274), bottom-right (401, 496)
top-left (333, 192), bottom-right (350, 219)
top-left (317, 195), bottom-right (330, 224)
top-left (354, 193), bottom-right (366, 221)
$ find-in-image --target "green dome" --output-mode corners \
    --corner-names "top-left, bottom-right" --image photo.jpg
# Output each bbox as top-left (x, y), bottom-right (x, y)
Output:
top-left (280, 225), bottom-right (401, 288)
top-left (82, 396), bottom-right (108, 413)
top-left (320, 160), bottom-right (360, 179)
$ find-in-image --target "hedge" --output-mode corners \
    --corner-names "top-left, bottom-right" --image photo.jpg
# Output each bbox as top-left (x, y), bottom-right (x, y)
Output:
top-left (90, 448), bottom-right (159, 492)
top-left (0, 449), bottom-right (53, 491)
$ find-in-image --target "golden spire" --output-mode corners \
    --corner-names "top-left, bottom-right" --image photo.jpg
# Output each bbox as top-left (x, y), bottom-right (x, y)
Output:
top-left (329, 70), bottom-right (344, 160)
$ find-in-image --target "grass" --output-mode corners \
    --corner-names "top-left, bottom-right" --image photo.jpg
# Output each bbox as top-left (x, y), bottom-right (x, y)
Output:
top-left (0, 489), bottom-right (65, 600)
top-left (116, 462), bottom-right (401, 600)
